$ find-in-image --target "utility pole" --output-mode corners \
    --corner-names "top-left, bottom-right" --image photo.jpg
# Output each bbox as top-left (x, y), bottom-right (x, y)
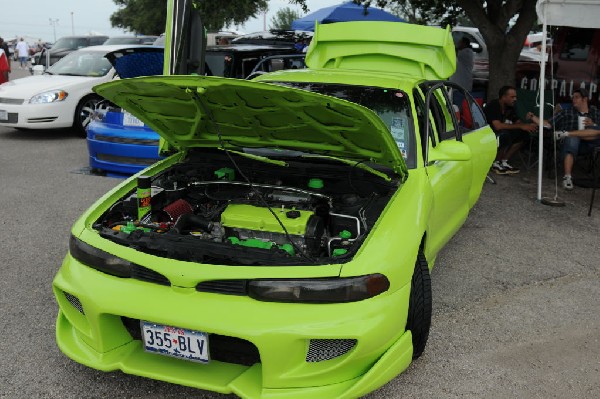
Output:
top-left (71, 12), bottom-right (74, 35)
top-left (49, 18), bottom-right (59, 42)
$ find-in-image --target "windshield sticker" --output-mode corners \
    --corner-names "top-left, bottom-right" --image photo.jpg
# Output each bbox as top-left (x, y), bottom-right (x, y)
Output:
top-left (390, 117), bottom-right (406, 147)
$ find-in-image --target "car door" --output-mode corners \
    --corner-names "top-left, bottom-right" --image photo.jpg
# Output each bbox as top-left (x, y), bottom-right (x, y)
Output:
top-left (419, 81), bottom-right (473, 257)
top-left (450, 84), bottom-right (497, 207)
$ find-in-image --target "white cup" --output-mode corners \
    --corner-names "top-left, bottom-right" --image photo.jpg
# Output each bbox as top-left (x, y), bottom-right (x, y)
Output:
top-left (578, 115), bottom-right (586, 130)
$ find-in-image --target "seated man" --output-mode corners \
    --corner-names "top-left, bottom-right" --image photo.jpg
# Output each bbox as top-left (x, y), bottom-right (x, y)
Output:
top-left (527, 88), bottom-right (600, 190)
top-left (484, 85), bottom-right (537, 174)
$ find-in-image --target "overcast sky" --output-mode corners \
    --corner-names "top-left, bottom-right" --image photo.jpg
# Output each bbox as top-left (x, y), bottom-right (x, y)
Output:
top-left (0, 0), bottom-right (357, 43)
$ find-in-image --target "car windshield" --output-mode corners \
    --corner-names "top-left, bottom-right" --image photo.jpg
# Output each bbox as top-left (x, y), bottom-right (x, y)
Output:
top-left (51, 37), bottom-right (89, 51)
top-left (46, 51), bottom-right (112, 77)
top-left (274, 82), bottom-right (416, 168)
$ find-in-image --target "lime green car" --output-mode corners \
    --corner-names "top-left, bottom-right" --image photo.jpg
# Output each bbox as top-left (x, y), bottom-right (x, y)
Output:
top-left (53, 22), bottom-right (496, 398)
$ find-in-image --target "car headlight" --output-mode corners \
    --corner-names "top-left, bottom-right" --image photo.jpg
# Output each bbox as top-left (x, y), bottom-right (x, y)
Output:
top-left (69, 235), bottom-right (132, 277)
top-left (29, 90), bottom-right (68, 104)
top-left (248, 274), bottom-right (390, 303)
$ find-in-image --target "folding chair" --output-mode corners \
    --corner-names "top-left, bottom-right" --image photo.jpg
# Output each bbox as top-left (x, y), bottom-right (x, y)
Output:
top-left (515, 88), bottom-right (555, 170)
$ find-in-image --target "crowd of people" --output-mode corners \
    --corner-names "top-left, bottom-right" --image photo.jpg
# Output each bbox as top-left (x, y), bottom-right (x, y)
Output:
top-left (0, 36), bottom-right (48, 84)
top-left (449, 34), bottom-right (600, 191)
top-left (481, 85), bottom-right (600, 191)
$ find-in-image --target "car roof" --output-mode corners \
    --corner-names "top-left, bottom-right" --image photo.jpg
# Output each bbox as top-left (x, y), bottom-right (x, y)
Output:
top-left (73, 44), bottom-right (163, 53)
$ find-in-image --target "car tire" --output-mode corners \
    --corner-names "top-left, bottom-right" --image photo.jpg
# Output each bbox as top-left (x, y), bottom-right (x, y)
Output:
top-left (73, 95), bottom-right (103, 137)
top-left (406, 250), bottom-right (432, 359)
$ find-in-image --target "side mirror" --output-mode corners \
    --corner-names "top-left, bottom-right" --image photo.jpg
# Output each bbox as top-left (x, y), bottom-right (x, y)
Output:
top-left (471, 44), bottom-right (483, 53)
top-left (428, 140), bottom-right (471, 164)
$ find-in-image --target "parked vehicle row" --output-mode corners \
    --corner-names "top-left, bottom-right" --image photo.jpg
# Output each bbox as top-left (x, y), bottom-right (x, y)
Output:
top-left (0, 45), bottom-right (162, 135)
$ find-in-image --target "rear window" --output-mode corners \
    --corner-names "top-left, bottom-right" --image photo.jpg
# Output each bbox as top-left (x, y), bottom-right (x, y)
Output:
top-left (559, 29), bottom-right (594, 61)
top-left (205, 52), bottom-right (263, 78)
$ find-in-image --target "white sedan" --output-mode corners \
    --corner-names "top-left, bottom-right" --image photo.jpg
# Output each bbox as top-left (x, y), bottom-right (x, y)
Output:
top-left (0, 45), bottom-right (155, 135)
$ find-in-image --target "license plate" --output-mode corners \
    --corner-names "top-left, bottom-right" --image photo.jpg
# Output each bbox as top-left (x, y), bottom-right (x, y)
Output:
top-left (0, 110), bottom-right (7, 121)
top-left (123, 111), bottom-right (144, 127)
top-left (141, 321), bottom-right (209, 363)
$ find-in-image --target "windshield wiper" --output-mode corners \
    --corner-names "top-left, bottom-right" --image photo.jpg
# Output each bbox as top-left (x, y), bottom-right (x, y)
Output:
top-left (59, 73), bottom-right (85, 76)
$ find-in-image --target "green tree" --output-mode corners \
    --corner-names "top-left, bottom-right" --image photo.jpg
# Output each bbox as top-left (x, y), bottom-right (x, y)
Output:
top-left (270, 7), bottom-right (303, 30)
top-left (111, 0), bottom-right (269, 34)
top-left (356, 0), bottom-right (539, 101)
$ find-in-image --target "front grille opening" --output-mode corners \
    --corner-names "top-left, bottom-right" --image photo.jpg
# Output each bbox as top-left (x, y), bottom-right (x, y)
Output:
top-left (97, 154), bottom-right (158, 166)
top-left (94, 134), bottom-right (159, 146)
top-left (64, 292), bottom-right (85, 315)
top-left (196, 280), bottom-right (248, 295)
top-left (131, 265), bottom-right (170, 286)
top-left (121, 317), bottom-right (260, 366)
top-left (306, 339), bottom-right (357, 362)
top-left (210, 334), bottom-right (260, 366)
top-left (122, 316), bottom-right (142, 340)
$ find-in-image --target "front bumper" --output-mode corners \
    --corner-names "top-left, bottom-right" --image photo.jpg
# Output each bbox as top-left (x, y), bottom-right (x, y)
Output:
top-left (0, 100), bottom-right (76, 129)
top-left (87, 121), bottom-right (162, 175)
top-left (53, 254), bottom-right (413, 398)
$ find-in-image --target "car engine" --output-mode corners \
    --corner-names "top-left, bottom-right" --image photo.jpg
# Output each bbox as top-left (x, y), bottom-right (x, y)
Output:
top-left (94, 151), bottom-right (398, 265)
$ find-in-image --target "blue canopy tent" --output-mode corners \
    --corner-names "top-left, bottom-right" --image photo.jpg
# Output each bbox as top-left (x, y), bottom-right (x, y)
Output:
top-left (291, 1), bottom-right (404, 32)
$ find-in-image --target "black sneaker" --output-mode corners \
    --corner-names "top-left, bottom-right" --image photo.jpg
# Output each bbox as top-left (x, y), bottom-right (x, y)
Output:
top-left (501, 161), bottom-right (520, 174)
top-left (492, 161), bottom-right (508, 175)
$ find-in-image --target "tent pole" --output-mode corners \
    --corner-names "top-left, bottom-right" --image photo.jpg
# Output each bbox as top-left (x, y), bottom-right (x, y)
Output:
top-left (536, 6), bottom-right (548, 202)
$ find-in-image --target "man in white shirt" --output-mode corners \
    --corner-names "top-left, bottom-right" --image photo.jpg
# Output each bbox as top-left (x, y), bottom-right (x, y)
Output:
top-left (15, 38), bottom-right (29, 69)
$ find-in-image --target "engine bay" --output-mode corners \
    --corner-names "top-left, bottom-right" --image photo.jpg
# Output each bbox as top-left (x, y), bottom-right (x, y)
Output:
top-left (94, 150), bottom-right (399, 265)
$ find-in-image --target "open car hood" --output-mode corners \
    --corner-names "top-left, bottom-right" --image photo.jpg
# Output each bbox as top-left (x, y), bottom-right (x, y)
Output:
top-left (93, 75), bottom-right (407, 177)
top-left (104, 46), bottom-right (164, 78)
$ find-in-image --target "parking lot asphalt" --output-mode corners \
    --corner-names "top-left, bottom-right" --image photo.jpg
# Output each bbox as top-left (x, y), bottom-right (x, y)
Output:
top-left (0, 61), bottom-right (598, 398)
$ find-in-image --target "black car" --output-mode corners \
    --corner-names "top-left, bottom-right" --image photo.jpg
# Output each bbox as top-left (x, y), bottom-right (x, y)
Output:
top-left (32, 35), bottom-right (109, 69)
top-left (103, 36), bottom-right (158, 45)
top-left (205, 44), bottom-right (300, 79)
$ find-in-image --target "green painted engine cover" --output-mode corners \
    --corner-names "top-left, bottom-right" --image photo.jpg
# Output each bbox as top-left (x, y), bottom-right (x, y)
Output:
top-left (221, 204), bottom-right (313, 235)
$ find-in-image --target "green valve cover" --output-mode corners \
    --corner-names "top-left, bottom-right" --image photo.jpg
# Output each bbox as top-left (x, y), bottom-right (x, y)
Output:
top-left (221, 204), bottom-right (313, 235)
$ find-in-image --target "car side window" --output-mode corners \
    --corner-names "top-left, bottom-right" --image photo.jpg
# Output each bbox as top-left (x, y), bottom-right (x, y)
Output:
top-left (428, 86), bottom-right (458, 142)
top-left (446, 84), bottom-right (487, 133)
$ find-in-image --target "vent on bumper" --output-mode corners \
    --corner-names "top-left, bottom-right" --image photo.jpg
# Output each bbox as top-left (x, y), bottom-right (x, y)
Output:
top-left (131, 265), bottom-right (170, 286)
top-left (97, 154), bottom-right (157, 166)
top-left (64, 292), bottom-right (85, 315)
top-left (0, 97), bottom-right (25, 105)
top-left (121, 317), bottom-right (260, 366)
top-left (27, 117), bottom-right (58, 123)
top-left (94, 134), bottom-right (159, 146)
top-left (196, 280), bottom-right (248, 295)
top-left (306, 339), bottom-right (357, 362)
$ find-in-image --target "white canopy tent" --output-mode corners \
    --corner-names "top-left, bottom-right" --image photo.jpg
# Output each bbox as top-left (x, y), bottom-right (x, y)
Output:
top-left (535, 0), bottom-right (600, 201)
